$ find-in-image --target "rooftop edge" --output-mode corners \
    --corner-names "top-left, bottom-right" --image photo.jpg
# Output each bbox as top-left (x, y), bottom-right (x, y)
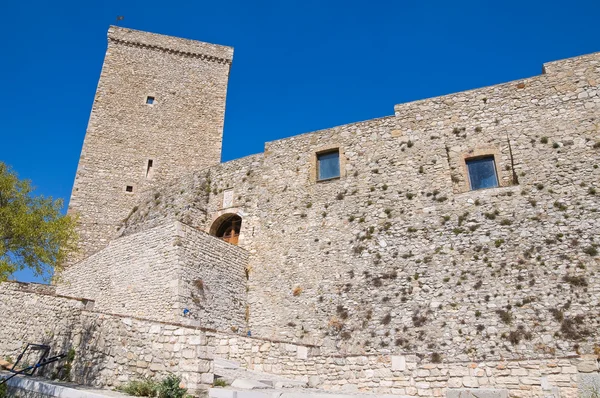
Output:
top-left (107, 25), bottom-right (233, 64)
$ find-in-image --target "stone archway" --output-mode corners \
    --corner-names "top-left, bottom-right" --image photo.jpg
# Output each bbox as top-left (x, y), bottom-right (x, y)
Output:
top-left (209, 213), bottom-right (242, 245)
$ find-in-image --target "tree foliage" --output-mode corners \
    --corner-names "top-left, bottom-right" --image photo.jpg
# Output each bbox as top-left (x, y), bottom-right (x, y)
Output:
top-left (0, 162), bottom-right (77, 282)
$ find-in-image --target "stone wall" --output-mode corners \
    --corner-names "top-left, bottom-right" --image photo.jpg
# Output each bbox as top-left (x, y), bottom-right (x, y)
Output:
top-left (57, 27), bottom-right (600, 392)
top-left (0, 282), bottom-right (89, 359)
top-left (57, 222), bottom-right (181, 322)
top-left (0, 282), bottom-right (215, 393)
top-left (58, 221), bottom-right (249, 331)
top-left (178, 223), bottom-right (248, 332)
top-left (195, 51), bottom-right (600, 361)
top-left (212, 332), bottom-right (599, 397)
top-left (68, 26), bottom-right (232, 259)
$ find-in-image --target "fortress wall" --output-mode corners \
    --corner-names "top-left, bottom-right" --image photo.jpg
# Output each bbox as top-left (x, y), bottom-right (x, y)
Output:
top-left (211, 332), bottom-right (598, 396)
top-left (0, 282), bottom-right (214, 393)
top-left (177, 223), bottom-right (249, 331)
top-left (199, 153), bottom-right (265, 247)
top-left (117, 171), bottom-right (212, 237)
top-left (0, 282), bottom-right (88, 361)
top-left (70, 311), bottom-right (214, 393)
top-left (57, 223), bottom-right (181, 322)
top-left (230, 52), bottom-right (600, 360)
top-left (69, 26), bottom-right (231, 258)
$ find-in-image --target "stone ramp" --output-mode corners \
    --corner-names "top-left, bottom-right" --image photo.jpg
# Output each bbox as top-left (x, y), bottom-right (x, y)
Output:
top-left (214, 357), bottom-right (307, 389)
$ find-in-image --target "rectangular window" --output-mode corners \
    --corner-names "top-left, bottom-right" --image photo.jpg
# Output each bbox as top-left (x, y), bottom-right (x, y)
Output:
top-left (125, 185), bottom-right (134, 192)
top-left (466, 156), bottom-right (498, 190)
top-left (317, 150), bottom-right (340, 181)
top-left (146, 159), bottom-right (154, 179)
top-left (146, 96), bottom-right (155, 105)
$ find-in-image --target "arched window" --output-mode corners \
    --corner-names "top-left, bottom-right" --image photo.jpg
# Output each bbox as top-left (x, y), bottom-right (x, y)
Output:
top-left (210, 214), bottom-right (242, 245)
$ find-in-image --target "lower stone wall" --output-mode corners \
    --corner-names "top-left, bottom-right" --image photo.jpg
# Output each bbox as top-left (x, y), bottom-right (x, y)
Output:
top-left (211, 333), bottom-right (319, 376)
top-left (57, 222), bottom-right (181, 322)
top-left (4, 281), bottom-right (599, 397)
top-left (178, 223), bottom-right (249, 332)
top-left (213, 332), bottom-right (600, 397)
top-left (0, 282), bottom-right (89, 360)
top-left (72, 311), bottom-right (213, 392)
top-left (0, 282), bottom-right (214, 394)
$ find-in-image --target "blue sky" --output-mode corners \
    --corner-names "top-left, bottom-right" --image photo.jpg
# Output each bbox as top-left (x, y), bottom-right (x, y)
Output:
top-left (1, 0), bottom-right (599, 282)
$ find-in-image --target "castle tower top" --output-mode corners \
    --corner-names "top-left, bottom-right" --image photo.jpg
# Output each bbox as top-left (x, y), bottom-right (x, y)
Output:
top-left (107, 26), bottom-right (233, 64)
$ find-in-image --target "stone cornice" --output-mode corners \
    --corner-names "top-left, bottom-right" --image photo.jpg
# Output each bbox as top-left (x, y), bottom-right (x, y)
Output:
top-left (108, 36), bottom-right (232, 65)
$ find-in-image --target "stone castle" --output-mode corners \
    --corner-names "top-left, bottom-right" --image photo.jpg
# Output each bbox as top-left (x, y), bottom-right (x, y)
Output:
top-left (1, 26), bottom-right (599, 397)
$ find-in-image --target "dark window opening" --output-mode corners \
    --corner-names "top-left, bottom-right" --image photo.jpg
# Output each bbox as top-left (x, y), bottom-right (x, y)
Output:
top-left (317, 150), bottom-right (340, 181)
top-left (466, 156), bottom-right (498, 190)
top-left (125, 185), bottom-right (134, 192)
top-left (146, 159), bottom-right (154, 178)
top-left (210, 214), bottom-right (242, 245)
top-left (146, 96), bottom-right (155, 105)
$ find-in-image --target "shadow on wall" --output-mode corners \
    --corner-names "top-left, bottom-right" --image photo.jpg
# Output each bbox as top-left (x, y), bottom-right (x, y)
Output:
top-left (29, 316), bottom-right (104, 386)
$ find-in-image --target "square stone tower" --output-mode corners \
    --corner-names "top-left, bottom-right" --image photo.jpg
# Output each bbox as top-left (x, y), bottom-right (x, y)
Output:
top-left (69, 26), bottom-right (233, 258)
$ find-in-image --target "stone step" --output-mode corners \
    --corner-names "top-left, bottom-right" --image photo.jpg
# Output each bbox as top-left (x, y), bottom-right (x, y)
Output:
top-left (214, 360), bottom-right (307, 389)
top-left (215, 357), bottom-right (242, 370)
top-left (210, 387), bottom-right (412, 398)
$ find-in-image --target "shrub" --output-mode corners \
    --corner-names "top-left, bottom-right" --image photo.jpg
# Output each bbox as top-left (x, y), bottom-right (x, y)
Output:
top-left (431, 352), bottom-right (442, 363)
top-left (118, 378), bottom-right (159, 396)
top-left (381, 314), bottom-right (392, 325)
top-left (484, 212), bottom-right (496, 220)
top-left (214, 378), bottom-right (228, 387)
top-left (561, 316), bottom-right (590, 340)
top-left (553, 201), bottom-right (567, 211)
top-left (193, 279), bottom-right (204, 290)
top-left (0, 382), bottom-right (6, 398)
top-left (540, 137), bottom-right (548, 144)
top-left (562, 274), bottom-right (587, 287)
top-left (412, 312), bottom-right (427, 327)
top-left (508, 330), bottom-right (521, 345)
top-left (583, 246), bottom-right (598, 257)
top-left (496, 309), bottom-right (512, 325)
top-left (549, 308), bottom-right (564, 322)
top-left (157, 374), bottom-right (187, 398)
top-left (336, 305), bottom-right (349, 320)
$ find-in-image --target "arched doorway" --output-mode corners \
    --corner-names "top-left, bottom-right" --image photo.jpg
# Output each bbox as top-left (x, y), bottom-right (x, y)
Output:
top-left (210, 214), bottom-right (242, 245)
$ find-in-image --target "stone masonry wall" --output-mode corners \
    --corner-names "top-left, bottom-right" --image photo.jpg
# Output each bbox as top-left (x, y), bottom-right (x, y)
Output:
top-left (57, 222), bottom-right (181, 322)
top-left (212, 333), bottom-right (599, 397)
top-left (0, 282), bottom-right (215, 394)
top-left (58, 32), bottom-right (600, 394)
top-left (58, 221), bottom-right (249, 331)
top-left (68, 26), bottom-right (232, 259)
top-left (194, 51), bottom-right (600, 361)
top-left (0, 282), bottom-right (89, 359)
top-left (178, 223), bottom-right (248, 332)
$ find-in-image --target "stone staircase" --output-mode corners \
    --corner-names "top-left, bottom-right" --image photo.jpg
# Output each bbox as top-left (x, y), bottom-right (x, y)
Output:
top-left (210, 358), bottom-right (412, 398)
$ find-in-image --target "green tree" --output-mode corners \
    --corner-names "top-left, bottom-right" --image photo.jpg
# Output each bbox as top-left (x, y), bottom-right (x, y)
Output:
top-left (0, 162), bottom-right (77, 282)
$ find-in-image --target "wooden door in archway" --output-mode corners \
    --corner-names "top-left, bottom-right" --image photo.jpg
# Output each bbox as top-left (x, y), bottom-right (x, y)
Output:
top-left (220, 218), bottom-right (240, 245)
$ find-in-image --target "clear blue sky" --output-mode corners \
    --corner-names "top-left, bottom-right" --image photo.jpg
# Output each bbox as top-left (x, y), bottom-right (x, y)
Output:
top-left (1, 0), bottom-right (598, 282)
